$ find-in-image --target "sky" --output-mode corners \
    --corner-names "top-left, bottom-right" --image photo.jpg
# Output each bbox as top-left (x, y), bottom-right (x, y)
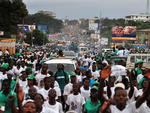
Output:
top-left (23, 0), bottom-right (149, 19)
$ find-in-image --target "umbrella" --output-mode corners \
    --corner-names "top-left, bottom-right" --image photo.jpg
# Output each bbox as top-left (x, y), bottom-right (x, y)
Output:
top-left (111, 65), bottom-right (127, 77)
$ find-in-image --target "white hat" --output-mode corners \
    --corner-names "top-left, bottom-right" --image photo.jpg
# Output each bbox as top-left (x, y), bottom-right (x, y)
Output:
top-left (114, 83), bottom-right (125, 89)
top-left (22, 99), bottom-right (34, 106)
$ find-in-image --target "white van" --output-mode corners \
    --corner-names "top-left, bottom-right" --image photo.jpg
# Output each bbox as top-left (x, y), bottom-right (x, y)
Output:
top-left (126, 54), bottom-right (150, 69)
top-left (45, 58), bottom-right (77, 74)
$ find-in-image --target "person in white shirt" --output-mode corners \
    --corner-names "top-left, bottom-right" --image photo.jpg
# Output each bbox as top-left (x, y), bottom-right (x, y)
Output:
top-left (36, 64), bottom-right (50, 85)
top-left (66, 83), bottom-right (85, 113)
top-left (25, 86), bottom-right (37, 100)
top-left (43, 89), bottom-right (63, 113)
top-left (133, 81), bottom-right (150, 113)
top-left (12, 61), bottom-right (24, 76)
top-left (63, 72), bottom-right (77, 102)
top-left (91, 63), bottom-right (100, 80)
top-left (34, 93), bottom-right (56, 113)
top-left (38, 76), bottom-right (61, 101)
top-left (80, 78), bottom-right (90, 101)
top-left (117, 47), bottom-right (124, 57)
top-left (82, 55), bottom-right (90, 67)
top-left (0, 49), bottom-right (3, 56)
top-left (19, 71), bottom-right (28, 90)
top-left (49, 76), bottom-right (61, 102)
top-left (100, 87), bottom-right (133, 113)
top-left (38, 77), bottom-right (52, 101)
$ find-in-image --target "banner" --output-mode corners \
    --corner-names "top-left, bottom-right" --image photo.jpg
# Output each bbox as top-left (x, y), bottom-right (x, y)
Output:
top-left (112, 26), bottom-right (136, 40)
top-left (18, 24), bottom-right (36, 32)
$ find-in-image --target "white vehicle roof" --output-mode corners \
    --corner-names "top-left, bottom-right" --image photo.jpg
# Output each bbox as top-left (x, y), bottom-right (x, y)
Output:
top-left (45, 58), bottom-right (75, 64)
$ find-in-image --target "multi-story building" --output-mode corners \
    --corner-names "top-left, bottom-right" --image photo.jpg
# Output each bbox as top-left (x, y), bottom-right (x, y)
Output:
top-left (125, 14), bottom-right (150, 22)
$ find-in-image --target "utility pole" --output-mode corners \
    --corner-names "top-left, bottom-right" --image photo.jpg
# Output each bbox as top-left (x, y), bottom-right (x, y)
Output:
top-left (99, 10), bottom-right (102, 50)
top-left (146, 0), bottom-right (149, 14)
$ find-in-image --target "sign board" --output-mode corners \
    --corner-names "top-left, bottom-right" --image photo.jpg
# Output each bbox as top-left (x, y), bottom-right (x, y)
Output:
top-left (18, 24), bottom-right (36, 32)
top-left (89, 23), bottom-right (98, 31)
top-left (112, 26), bottom-right (136, 41)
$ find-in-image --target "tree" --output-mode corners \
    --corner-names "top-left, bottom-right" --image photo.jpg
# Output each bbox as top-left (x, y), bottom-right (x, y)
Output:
top-left (25, 30), bottom-right (48, 46)
top-left (24, 12), bottom-right (63, 33)
top-left (0, 0), bottom-right (28, 37)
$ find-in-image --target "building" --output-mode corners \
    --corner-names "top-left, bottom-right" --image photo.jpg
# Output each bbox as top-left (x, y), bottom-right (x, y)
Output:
top-left (136, 29), bottom-right (150, 47)
top-left (125, 14), bottom-right (150, 22)
top-left (88, 17), bottom-right (100, 31)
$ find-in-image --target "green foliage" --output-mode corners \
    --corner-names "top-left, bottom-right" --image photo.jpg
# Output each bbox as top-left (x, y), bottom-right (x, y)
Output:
top-left (24, 12), bottom-right (63, 33)
top-left (25, 30), bottom-right (48, 46)
top-left (0, 0), bottom-right (28, 37)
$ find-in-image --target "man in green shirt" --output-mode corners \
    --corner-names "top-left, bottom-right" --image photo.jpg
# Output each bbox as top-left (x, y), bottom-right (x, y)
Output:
top-left (54, 64), bottom-right (69, 92)
top-left (0, 79), bottom-right (18, 113)
top-left (84, 86), bottom-right (101, 113)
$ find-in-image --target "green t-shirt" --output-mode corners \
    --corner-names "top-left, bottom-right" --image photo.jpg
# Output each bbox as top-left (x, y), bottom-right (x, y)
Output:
top-left (0, 91), bottom-right (18, 113)
top-left (136, 67), bottom-right (143, 75)
top-left (10, 80), bottom-right (16, 91)
top-left (113, 49), bottom-right (118, 56)
top-left (54, 71), bottom-right (69, 91)
top-left (84, 99), bottom-right (101, 113)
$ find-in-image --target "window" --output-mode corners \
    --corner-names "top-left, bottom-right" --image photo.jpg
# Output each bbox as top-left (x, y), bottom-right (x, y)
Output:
top-left (148, 56), bottom-right (150, 62)
top-left (142, 56), bottom-right (147, 62)
top-left (130, 56), bottom-right (135, 63)
top-left (136, 56), bottom-right (141, 62)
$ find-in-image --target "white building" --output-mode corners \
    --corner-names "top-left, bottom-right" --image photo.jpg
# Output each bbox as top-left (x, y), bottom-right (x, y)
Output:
top-left (125, 14), bottom-right (150, 22)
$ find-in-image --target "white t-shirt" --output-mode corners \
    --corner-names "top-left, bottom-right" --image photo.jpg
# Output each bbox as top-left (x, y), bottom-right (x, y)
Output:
top-left (117, 50), bottom-right (124, 57)
top-left (135, 101), bottom-right (150, 113)
top-left (110, 104), bottom-right (133, 113)
top-left (38, 87), bottom-right (61, 101)
top-left (12, 66), bottom-right (24, 76)
top-left (41, 106), bottom-right (57, 113)
top-left (103, 87), bottom-right (115, 99)
top-left (91, 70), bottom-right (100, 80)
top-left (63, 83), bottom-right (73, 96)
top-left (66, 93), bottom-right (85, 113)
top-left (83, 58), bottom-right (90, 66)
top-left (38, 88), bottom-right (50, 100)
top-left (43, 101), bottom-right (63, 113)
top-left (126, 87), bottom-right (141, 104)
top-left (0, 51), bottom-right (3, 56)
top-left (76, 75), bottom-right (82, 83)
top-left (19, 79), bottom-right (27, 90)
top-left (80, 86), bottom-right (90, 101)
top-left (35, 73), bottom-right (50, 84)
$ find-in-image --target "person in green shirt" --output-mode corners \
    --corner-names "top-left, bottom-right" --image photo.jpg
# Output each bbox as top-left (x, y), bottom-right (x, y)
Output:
top-left (0, 79), bottom-right (18, 113)
top-left (54, 64), bottom-right (69, 92)
top-left (7, 72), bottom-right (16, 91)
top-left (84, 86), bottom-right (101, 113)
top-left (54, 64), bottom-right (69, 111)
top-left (133, 60), bottom-right (144, 79)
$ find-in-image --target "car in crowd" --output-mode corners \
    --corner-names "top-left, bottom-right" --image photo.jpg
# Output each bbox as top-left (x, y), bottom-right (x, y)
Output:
top-left (44, 58), bottom-right (77, 74)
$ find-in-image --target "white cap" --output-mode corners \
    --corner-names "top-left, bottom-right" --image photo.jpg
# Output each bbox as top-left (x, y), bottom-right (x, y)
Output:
top-left (114, 83), bottom-right (125, 89)
top-left (22, 99), bottom-right (34, 106)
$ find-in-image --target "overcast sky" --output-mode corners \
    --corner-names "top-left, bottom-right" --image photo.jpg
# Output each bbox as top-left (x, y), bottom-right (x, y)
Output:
top-left (23, 0), bottom-right (149, 19)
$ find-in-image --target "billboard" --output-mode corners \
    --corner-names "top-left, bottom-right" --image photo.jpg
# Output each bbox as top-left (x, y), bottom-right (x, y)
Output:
top-left (37, 25), bottom-right (47, 33)
top-left (89, 23), bottom-right (98, 31)
top-left (112, 26), bottom-right (136, 40)
top-left (18, 24), bottom-right (36, 32)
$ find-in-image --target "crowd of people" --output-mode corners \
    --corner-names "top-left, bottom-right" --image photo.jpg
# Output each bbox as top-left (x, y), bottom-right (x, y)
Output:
top-left (0, 47), bottom-right (149, 113)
